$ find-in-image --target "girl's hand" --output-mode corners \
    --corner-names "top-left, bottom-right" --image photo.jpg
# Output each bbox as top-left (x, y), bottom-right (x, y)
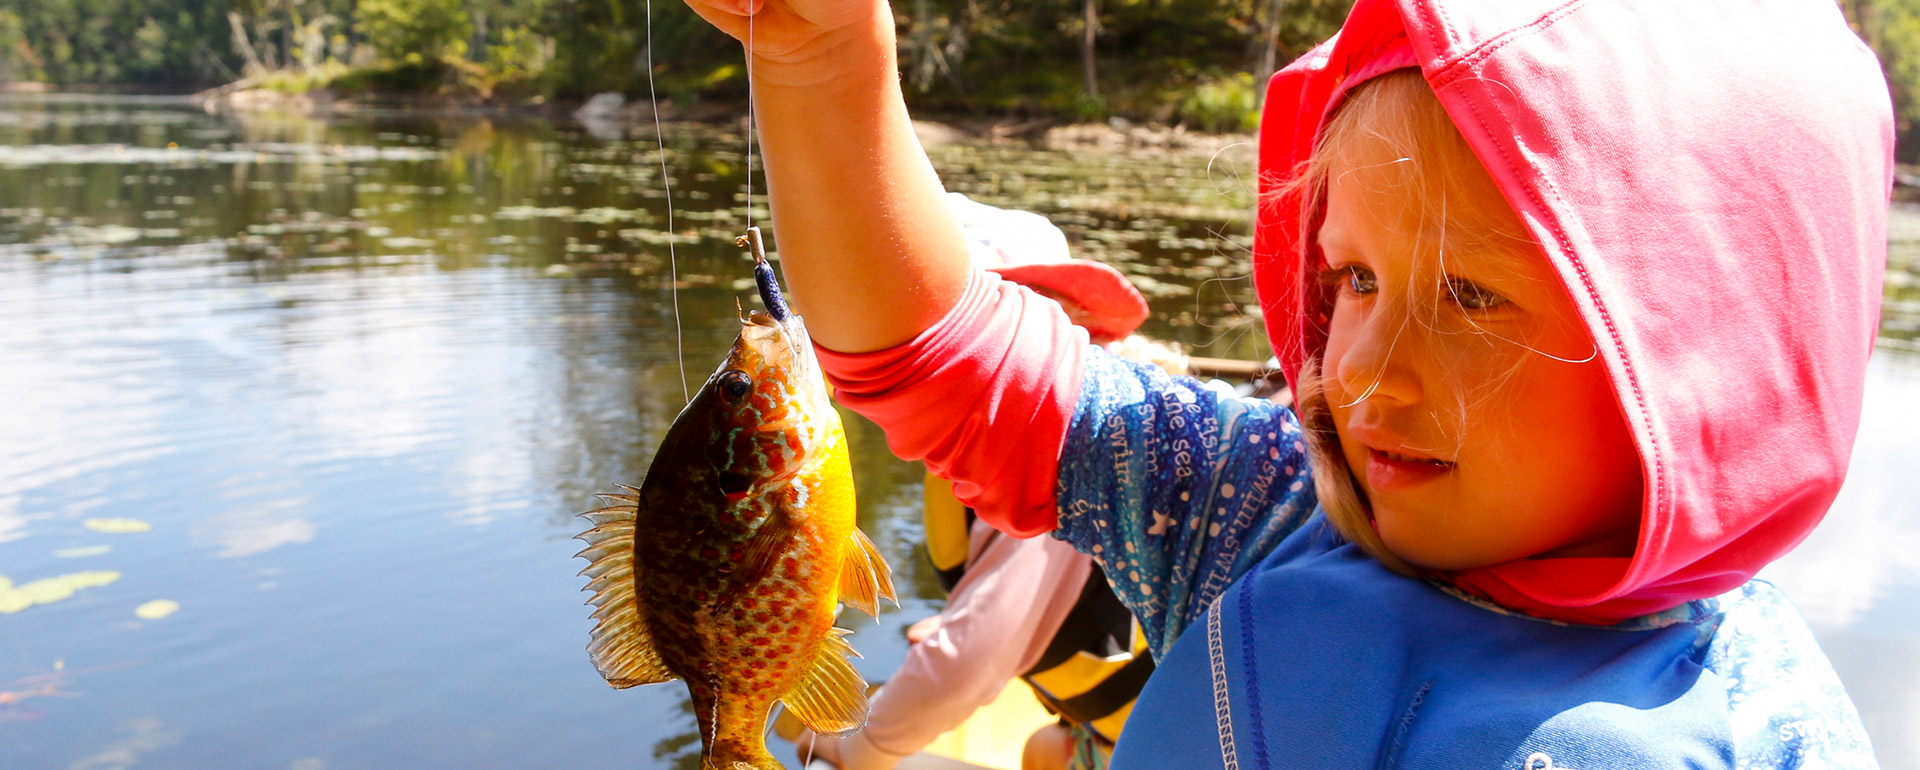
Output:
top-left (678, 0), bottom-right (970, 353)
top-left (681, 0), bottom-right (892, 85)
top-left (904, 614), bottom-right (942, 644)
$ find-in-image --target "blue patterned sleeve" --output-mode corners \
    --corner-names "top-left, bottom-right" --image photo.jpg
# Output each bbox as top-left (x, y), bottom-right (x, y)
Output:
top-left (1053, 348), bottom-right (1317, 659)
top-left (1707, 581), bottom-right (1880, 768)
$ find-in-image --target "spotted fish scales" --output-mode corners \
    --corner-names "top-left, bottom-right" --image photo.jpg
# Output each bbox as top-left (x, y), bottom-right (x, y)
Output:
top-left (577, 241), bottom-right (893, 770)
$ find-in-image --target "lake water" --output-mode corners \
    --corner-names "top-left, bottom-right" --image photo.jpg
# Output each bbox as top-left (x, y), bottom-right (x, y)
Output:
top-left (0, 94), bottom-right (1915, 768)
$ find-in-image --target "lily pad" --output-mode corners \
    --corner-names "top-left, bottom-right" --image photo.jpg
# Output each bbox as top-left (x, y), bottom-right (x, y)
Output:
top-left (53, 545), bottom-right (113, 558)
top-left (134, 600), bottom-right (180, 620)
top-left (19, 581), bottom-right (75, 604)
top-left (0, 571), bottom-right (122, 614)
top-left (83, 518), bottom-right (152, 534)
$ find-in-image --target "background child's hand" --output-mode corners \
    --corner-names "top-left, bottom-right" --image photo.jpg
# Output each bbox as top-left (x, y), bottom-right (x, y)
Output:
top-left (681, 0), bottom-right (890, 85)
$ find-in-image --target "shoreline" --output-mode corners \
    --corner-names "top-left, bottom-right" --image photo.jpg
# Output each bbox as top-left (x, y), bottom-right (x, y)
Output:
top-left (190, 85), bottom-right (1256, 154)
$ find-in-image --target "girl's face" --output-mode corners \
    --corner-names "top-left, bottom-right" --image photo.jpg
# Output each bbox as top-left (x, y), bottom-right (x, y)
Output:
top-left (1317, 158), bottom-right (1644, 571)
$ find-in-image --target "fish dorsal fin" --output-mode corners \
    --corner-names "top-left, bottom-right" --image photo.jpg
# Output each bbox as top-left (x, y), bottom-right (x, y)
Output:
top-left (575, 492), bottom-right (675, 688)
top-left (837, 527), bottom-right (897, 619)
top-left (779, 629), bottom-right (869, 736)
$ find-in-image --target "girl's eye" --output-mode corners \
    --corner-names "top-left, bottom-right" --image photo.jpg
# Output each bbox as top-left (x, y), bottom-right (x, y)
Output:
top-left (1445, 278), bottom-right (1509, 310)
top-left (1320, 265), bottom-right (1377, 296)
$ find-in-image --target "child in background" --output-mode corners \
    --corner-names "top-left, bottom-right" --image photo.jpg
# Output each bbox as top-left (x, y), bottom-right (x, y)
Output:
top-left (794, 194), bottom-right (1163, 770)
top-left (682, 0), bottom-right (1888, 765)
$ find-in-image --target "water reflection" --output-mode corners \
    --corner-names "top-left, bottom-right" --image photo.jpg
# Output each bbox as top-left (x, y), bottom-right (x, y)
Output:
top-left (0, 94), bottom-right (1914, 767)
top-left (192, 501), bottom-right (316, 559)
top-left (1765, 355), bottom-right (1920, 628)
top-left (1761, 352), bottom-right (1920, 760)
top-left (66, 717), bottom-right (181, 770)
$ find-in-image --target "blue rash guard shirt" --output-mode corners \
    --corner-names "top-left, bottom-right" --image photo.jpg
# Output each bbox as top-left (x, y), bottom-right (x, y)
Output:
top-left (1052, 351), bottom-right (1878, 769)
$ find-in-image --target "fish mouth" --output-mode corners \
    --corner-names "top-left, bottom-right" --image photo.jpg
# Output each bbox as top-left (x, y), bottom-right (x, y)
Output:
top-left (740, 309), bottom-right (820, 390)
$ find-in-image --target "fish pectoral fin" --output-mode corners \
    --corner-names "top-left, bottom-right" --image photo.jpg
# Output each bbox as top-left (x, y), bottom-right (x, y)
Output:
top-left (739, 512), bottom-right (794, 576)
top-left (837, 528), bottom-right (898, 619)
top-left (779, 629), bottom-right (869, 737)
top-left (576, 496), bottom-right (675, 689)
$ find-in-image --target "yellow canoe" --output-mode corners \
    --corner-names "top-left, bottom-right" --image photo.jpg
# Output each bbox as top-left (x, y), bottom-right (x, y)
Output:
top-left (908, 679), bottom-right (1058, 770)
top-left (780, 678), bottom-right (1057, 770)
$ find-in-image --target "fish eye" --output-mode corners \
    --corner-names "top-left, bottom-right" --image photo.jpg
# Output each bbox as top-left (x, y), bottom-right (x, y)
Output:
top-left (718, 370), bottom-right (753, 401)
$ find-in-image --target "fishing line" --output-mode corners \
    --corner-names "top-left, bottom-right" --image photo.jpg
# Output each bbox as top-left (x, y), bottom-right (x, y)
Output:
top-left (738, 6), bottom-right (791, 327)
top-left (706, 673), bottom-right (721, 766)
top-left (746, 2), bottom-right (757, 228)
top-left (643, 0), bottom-right (690, 402)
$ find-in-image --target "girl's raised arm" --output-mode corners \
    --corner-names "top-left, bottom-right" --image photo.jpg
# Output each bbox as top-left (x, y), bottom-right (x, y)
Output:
top-left (683, 0), bottom-right (971, 353)
top-left (681, 3), bottom-right (1322, 652)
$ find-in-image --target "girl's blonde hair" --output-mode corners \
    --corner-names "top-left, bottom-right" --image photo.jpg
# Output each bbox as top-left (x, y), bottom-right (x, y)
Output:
top-left (1288, 70), bottom-right (1537, 575)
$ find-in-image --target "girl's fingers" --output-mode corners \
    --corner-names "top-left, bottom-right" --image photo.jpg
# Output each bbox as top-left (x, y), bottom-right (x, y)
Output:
top-left (685, 0), bottom-right (754, 14)
top-left (683, 0), bottom-right (769, 24)
top-left (681, 0), bottom-right (751, 39)
top-left (700, 0), bottom-right (762, 15)
top-left (680, 0), bottom-right (887, 81)
top-left (682, 0), bottom-right (802, 51)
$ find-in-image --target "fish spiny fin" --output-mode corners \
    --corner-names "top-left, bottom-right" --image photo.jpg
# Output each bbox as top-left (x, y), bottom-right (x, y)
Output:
top-left (779, 629), bottom-right (869, 737)
top-left (574, 495), bottom-right (675, 689)
top-left (837, 528), bottom-right (897, 619)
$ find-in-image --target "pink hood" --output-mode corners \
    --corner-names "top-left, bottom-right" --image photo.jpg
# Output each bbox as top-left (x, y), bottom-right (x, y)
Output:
top-left (1253, 0), bottom-right (1893, 623)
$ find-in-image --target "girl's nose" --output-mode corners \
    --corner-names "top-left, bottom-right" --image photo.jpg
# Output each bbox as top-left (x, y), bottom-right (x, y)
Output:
top-left (1331, 313), bottom-right (1420, 406)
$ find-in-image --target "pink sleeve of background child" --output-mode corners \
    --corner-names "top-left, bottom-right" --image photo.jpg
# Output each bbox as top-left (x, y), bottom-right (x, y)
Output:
top-left (840, 531), bottom-right (1094, 764)
top-left (815, 269), bottom-right (1087, 537)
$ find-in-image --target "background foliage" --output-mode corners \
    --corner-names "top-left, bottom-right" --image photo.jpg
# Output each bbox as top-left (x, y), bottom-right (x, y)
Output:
top-left (0, 0), bottom-right (1912, 149)
top-left (0, 0), bottom-right (1347, 129)
top-left (1846, 0), bottom-right (1920, 159)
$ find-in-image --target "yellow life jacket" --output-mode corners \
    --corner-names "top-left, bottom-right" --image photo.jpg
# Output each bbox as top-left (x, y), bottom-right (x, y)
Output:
top-left (922, 471), bottom-right (1153, 745)
top-left (923, 473), bottom-right (974, 592)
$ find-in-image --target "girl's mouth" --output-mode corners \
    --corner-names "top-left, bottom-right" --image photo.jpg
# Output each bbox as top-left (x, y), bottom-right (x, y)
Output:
top-left (1365, 448), bottom-right (1454, 491)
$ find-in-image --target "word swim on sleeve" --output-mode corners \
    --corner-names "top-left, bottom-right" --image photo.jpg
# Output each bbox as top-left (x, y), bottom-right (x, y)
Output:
top-left (1054, 350), bottom-right (1318, 659)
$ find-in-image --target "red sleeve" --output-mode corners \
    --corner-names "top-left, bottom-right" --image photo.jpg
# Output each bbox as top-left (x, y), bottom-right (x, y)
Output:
top-left (814, 269), bottom-right (1085, 537)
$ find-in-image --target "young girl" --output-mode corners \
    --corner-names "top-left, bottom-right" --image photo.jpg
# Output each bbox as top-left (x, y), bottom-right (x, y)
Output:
top-left (681, 0), bottom-right (1889, 765)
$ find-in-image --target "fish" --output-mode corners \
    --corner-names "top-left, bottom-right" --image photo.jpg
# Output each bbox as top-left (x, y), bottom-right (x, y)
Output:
top-left (577, 228), bottom-right (895, 770)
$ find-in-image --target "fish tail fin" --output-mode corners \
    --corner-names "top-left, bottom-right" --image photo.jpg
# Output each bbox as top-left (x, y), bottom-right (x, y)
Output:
top-left (778, 628), bottom-right (870, 737)
top-left (575, 490), bottom-right (675, 688)
top-left (702, 754), bottom-right (784, 770)
top-left (837, 527), bottom-right (897, 619)
top-left (702, 730), bottom-right (784, 770)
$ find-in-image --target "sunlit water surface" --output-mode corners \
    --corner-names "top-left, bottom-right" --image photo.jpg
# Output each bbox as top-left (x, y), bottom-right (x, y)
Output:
top-left (0, 95), bottom-right (1914, 768)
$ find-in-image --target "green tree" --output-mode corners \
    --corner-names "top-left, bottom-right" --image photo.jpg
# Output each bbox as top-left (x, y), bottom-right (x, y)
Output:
top-left (1847, 0), bottom-right (1920, 159)
top-left (356, 0), bottom-right (472, 63)
top-left (0, 10), bottom-right (44, 82)
top-left (0, 0), bottom-right (1363, 130)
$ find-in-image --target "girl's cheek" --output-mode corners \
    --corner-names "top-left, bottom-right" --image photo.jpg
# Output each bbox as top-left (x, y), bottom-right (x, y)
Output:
top-left (1423, 330), bottom-right (1534, 441)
